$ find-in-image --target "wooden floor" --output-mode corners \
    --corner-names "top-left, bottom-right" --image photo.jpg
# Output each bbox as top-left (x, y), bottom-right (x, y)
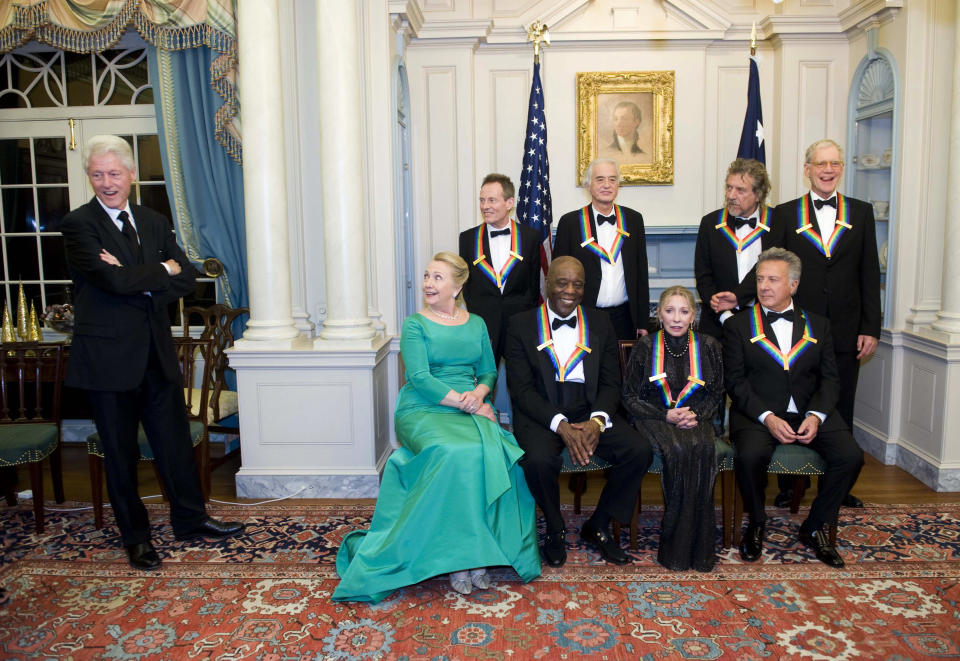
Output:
top-left (18, 443), bottom-right (960, 508)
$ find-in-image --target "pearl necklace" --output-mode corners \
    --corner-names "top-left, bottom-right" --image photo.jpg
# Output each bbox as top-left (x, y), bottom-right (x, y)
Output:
top-left (663, 334), bottom-right (689, 358)
top-left (429, 306), bottom-right (460, 321)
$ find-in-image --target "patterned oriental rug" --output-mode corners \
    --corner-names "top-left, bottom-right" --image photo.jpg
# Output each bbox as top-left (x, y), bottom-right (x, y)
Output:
top-left (1, 502), bottom-right (959, 660)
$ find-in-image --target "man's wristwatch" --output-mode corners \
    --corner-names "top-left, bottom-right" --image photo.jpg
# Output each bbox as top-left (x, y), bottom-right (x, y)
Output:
top-left (591, 416), bottom-right (606, 433)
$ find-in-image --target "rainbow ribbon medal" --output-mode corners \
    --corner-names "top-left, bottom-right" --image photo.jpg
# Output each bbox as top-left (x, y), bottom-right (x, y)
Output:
top-left (749, 304), bottom-right (817, 371)
top-left (473, 220), bottom-right (523, 288)
top-left (648, 330), bottom-right (705, 407)
top-left (536, 303), bottom-right (591, 382)
top-left (714, 207), bottom-right (772, 254)
top-left (795, 193), bottom-right (851, 258)
top-left (578, 205), bottom-right (629, 264)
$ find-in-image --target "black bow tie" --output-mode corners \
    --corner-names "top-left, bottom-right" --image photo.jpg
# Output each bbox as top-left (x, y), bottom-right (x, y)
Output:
top-left (733, 216), bottom-right (756, 230)
top-left (552, 316), bottom-right (576, 331)
top-left (489, 228), bottom-right (511, 238)
top-left (597, 214), bottom-right (615, 226)
top-left (813, 197), bottom-right (837, 210)
top-left (766, 309), bottom-right (795, 324)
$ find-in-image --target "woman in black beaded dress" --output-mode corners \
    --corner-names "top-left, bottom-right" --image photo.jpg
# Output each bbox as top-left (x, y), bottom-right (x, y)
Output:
top-left (622, 286), bottom-right (723, 571)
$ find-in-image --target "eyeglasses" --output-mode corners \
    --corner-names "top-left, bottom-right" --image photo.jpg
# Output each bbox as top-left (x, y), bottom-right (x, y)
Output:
top-left (808, 160), bottom-right (843, 169)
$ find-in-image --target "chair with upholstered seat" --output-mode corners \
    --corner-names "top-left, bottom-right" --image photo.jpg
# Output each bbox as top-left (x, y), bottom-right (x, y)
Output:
top-left (87, 336), bottom-right (214, 529)
top-left (615, 339), bottom-right (736, 549)
top-left (0, 342), bottom-right (66, 533)
top-left (732, 443), bottom-right (838, 546)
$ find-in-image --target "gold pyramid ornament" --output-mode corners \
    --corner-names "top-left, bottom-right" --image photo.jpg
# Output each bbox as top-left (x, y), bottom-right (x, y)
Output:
top-left (16, 282), bottom-right (28, 340)
top-left (1, 304), bottom-right (14, 342)
top-left (28, 302), bottom-right (42, 342)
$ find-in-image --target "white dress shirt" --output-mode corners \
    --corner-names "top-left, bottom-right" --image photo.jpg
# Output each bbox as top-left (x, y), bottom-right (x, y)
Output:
top-left (757, 301), bottom-right (826, 425)
top-left (718, 207), bottom-right (762, 326)
top-left (487, 222), bottom-right (511, 291)
top-left (592, 205), bottom-right (629, 308)
top-left (545, 305), bottom-right (611, 433)
top-left (810, 190), bottom-right (839, 242)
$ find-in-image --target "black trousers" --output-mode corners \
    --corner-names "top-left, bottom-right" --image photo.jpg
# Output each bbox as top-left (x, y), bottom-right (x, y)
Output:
top-left (776, 349), bottom-right (861, 495)
top-left (516, 388), bottom-right (652, 533)
top-left (86, 339), bottom-right (206, 546)
top-left (598, 302), bottom-right (635, 342)
top-left (735, 415), bottom-right (863, 530)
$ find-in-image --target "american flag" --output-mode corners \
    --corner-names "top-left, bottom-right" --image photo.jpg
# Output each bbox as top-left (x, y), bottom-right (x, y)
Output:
top-left (737, 55), bottom-right (766, 163)
top-left (517, 61), bottom-right (553, 284)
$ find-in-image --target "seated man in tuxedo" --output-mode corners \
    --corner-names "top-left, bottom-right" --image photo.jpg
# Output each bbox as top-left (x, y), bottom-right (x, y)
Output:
top-left (723, 247), bottom-right (863, 568)
top-left (505, 256), bottom-right (652, 567)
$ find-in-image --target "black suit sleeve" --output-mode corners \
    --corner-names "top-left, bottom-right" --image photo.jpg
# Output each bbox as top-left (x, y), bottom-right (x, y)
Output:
top-left (150, 219), bottom-right (197, 307)
top-left (62, 212), bottom-right (174, 296)
top-left (523, 227), bottom-right (542, 309)
top-left (722, 316), bottom-right (767, 422)
top-left (630, 211), bottom-right (651, 330)
top-left (458, 229), bottom-right (474, 308)
top-left (858, 204), bottom-right (882, 339)
top-left (693, 215), bottom-right (719, 309)
top-left (552, 214), bottom-right (575, 258)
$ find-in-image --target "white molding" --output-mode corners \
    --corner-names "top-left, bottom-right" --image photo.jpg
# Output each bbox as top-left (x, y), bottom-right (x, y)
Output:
top-left (389, 0), bottom-right (425, 34)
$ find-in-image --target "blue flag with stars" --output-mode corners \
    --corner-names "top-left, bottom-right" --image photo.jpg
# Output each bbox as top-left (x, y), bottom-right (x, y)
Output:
top-left (518, 61), bottom-right (553, 265)
top-left (737, 56), bottom-right (766, 163)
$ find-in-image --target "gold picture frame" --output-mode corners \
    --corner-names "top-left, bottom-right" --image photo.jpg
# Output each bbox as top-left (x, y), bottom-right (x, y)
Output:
top-left (576, 71), bottom-right (675, 185)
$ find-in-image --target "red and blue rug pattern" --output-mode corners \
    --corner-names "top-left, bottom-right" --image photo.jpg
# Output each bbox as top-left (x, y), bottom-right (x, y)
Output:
top-left (1, 502), bottom-right (959, 659)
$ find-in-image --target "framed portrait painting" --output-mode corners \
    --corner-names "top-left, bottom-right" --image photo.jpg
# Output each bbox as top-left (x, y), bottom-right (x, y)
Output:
top-left (576, 71), bottom-right (675, 185)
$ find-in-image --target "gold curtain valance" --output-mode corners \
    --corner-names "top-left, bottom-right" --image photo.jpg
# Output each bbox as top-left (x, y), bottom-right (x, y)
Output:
top-left (0, 0), bottom-right (241, 162)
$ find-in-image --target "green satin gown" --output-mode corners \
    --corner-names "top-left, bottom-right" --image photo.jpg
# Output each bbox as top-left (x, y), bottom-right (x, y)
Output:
top-left (333, 313), bottom-right (541, 603)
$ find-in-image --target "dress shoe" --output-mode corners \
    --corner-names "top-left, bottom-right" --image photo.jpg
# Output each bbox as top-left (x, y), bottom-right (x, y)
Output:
top-left (125, 541), bottom-right (161, 571)
top-left (469, 568), bottom-right (491, 590)
top-left (540, 529), bottom-right (567, 567)
top-left (800, 527), bottom-right (845, 568)
top-left (580, 520), bottom-right (629, 565)
top-left (842, 493), bottom-right (864, 508)
top-left (773, 491), bottom-right (793, 508)
top-left (739, 522), bottom-right (764, 562)
top-left (449, 570), bottom-right (472, 595)
top-left (174, 517), bottom-right (245, 541)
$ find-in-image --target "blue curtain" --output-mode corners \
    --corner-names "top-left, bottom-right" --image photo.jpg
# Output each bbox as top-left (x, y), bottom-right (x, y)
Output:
top-left (147, 45), bottom-right (248, 341)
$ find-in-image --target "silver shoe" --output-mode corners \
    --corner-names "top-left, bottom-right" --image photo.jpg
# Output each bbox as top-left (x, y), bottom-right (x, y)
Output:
top-left (469, 568), bottom-right (491, 590)
top-left (449, 570), bottom-right (472, 595)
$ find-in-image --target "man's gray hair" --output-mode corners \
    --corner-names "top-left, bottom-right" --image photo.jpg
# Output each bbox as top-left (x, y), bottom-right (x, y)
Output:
top-left (757, 247), bottom-right (802, 282)
top-left (804, 138), bottom-right (844, 164)
top-left (581, 158), bottom-right (620, 188)
top-left (83, 135), bottom-right (135, 173)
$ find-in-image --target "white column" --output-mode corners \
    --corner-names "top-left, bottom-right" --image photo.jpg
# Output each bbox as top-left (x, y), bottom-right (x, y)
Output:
top-left (316, 0), bottom-right (376, 341)
top-left (236, 0), bottom-right (299, 342)
top-left (932, 7), bottom-right (960, 336)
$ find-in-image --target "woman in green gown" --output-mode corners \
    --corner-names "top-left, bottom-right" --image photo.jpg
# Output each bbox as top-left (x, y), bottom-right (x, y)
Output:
top-left (333, 252), bottom-right (541, 603)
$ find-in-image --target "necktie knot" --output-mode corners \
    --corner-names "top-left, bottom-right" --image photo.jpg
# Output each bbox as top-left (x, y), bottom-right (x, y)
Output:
top-left (814, 197), bottom-right (837, 210)
top-left (597, 214), bottom-right (615, 226)
top-left (733, 216), bottom-right (756, 230)
top-left (552, 316), bottom-right (576, 331)
top-left (766, 309), bottom-right (795, 324)
top-left (489, 228), bottom-right (511, 238)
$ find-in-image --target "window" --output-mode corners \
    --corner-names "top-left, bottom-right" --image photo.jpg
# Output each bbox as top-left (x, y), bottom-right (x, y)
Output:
top-left (0, 33), bottom-right (217, 331)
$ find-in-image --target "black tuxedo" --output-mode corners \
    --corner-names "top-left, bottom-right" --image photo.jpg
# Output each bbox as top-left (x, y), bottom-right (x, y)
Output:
top-left (694, 207), bottom-right (779, 339)
top-left (505, 306), bottom-right (652, 532)
top-left (723, 304), bottom-right (863, 528)
top-left (61, 197), bottom-right (207, 546)
top-left (772, 193), bottom-right (881, 428)
top-left (553, 205), bottom-right (650, 339)
top-left (459, 222), bottom-right (541, 362)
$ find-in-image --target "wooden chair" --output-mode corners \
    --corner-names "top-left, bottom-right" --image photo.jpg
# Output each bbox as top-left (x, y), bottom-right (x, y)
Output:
top-left (560, 449), bottom-right (635, 548)
top-left (0, 342), bottom-right (66, 533)
top-left (617, 339), bottom-right (736, 549)
top-left (182, 304), bottom-right (248, 467)
top-left (86, 336), bottom-right (214, 529)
